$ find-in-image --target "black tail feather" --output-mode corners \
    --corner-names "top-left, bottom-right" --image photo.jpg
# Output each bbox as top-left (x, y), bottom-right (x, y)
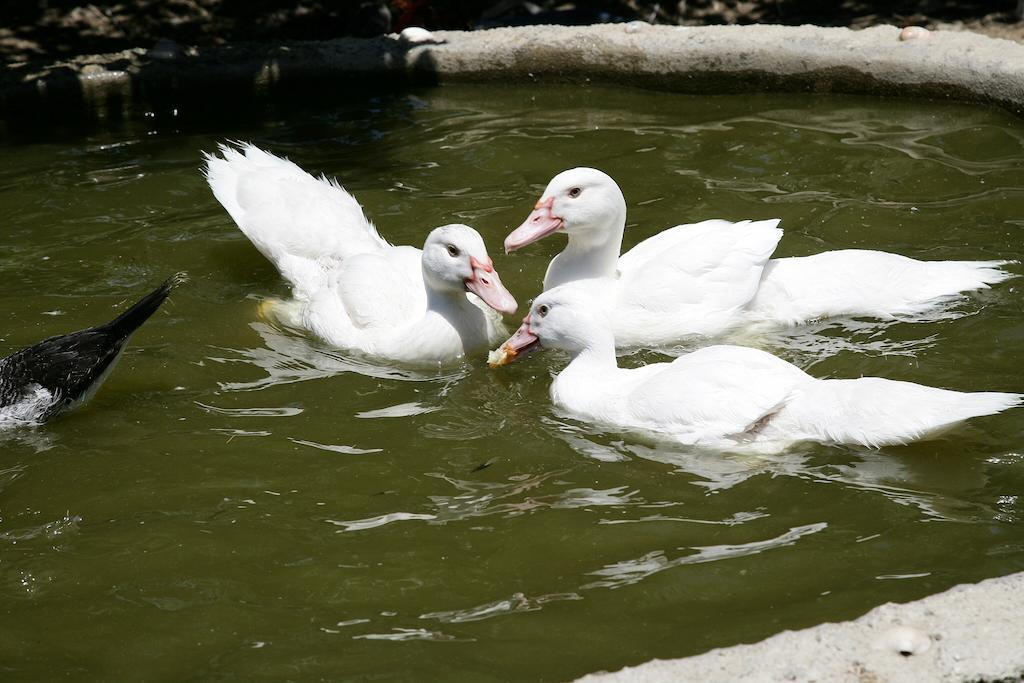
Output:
top-left (106, 272), bottom-right (185, 340)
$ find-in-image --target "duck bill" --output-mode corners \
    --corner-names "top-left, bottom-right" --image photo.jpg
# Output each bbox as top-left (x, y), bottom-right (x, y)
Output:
top-left (504, 198), bottom-right (563, 253)
top-left (488, 317), bottom-right (540, 367)
top-left (464, 257), bottom-right (517, 315)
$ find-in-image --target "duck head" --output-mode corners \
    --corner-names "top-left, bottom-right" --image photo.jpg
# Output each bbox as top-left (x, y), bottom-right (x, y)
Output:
top-left (504, 168), bottom-right (627, 253)
top-left (422, 224), bottom-right (517, 315)
top-left (489, 283), bottom-right (613, 366)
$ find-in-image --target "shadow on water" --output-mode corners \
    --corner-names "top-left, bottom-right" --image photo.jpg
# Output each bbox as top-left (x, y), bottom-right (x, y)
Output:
top-left (0, 37), bottom-right (443, 147)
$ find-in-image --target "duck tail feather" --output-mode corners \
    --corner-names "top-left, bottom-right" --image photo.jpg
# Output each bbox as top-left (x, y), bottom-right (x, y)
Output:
top-left (106, 273), bottom-right (184, 339)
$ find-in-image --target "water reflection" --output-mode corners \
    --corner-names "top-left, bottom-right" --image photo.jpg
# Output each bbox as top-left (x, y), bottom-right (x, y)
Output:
top-left (582, 522), bottom-right (827, 590)
top-left (207, 321), bottom-right (468, 390)
top-left (352, 627), bottom-right (460, 642)
top-left (327, 511), bottom-right (438, 532)
top-left (0, 428), bottom-right (58, 453)
top-left (356, 402), bottom-right (440, 419)
top-left (665, 107), bottom-right (1024, 177)
top-left (755, 108), bottom-right (1024, 175)
top-left (0, 512), bottom-right (81, 543)
top-left (733, 317), bottom-right (945, 368)
top-left (549, 420), bottom-right (999, 523)
top-left (196, 401), bottom-right (303, 417)
top-left (325, 470), bottom-right (684, 532)
top-left (420, 591), bottom-right (581, 624)
top-left (289, 438), bottom-right (383, 455)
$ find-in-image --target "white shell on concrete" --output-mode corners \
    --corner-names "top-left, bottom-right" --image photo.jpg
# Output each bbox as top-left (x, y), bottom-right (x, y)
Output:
top-left (397, 26), bottom-right (444, 44)
top-left (576, 572), bottom-right (1024, 683)
top-left (899, 25), bottom-right (931, 41)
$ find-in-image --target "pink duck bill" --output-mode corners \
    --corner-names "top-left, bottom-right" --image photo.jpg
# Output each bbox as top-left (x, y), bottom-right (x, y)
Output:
top-left (504, 197), bottom-right (563, 253)
top-left (465, 255), bottom-right (517, 315)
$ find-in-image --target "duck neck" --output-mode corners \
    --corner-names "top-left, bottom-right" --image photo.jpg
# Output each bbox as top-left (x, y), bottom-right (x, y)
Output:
top-left (544, 209), bottom-right (626, 290)
top-left (425, 285), bottom-right (476, 320)
top-left (561, 336), bottom-right (618, 381)
top-left (552, 338), bottom-right (618, 411)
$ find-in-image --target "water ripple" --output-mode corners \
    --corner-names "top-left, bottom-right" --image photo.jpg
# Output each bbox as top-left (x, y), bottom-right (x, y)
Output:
top-left (425, 470), bottom-right (573, 522)
top-left (289, 438), bottom-right (383, 455)
top-left (353, 627), bottom-right (460, 642)
top-left (327, 512), bottom-right (438, 532)
top-left (582, 522), bottom-right (828, 590)
top-left (208, 322), bottom-right (465, 390)
top-left (691, 109), bottom-right (1024, 177)
top-left (599, 510), bottom-right (769, 527)
top-left (0, 513), bottom-right (82, 543)
top-left (420, 592), bottom-right (582, 624)
top-left (356, 402), bottom-right (440, 419)
top-left (325, 474), bottom-right (666, 534)
top-left (195, 402), bottom-right (302, 418)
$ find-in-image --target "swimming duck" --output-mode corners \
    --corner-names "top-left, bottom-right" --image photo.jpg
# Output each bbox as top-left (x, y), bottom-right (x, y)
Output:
top-left (204, 143), bottom-right (517, 364)
top-left (504, 168), bottom-right (1013, 348)
top-left (0, 276), bottom-right (179, 427)
top-left (490, 284), bottom-right (1020, 451)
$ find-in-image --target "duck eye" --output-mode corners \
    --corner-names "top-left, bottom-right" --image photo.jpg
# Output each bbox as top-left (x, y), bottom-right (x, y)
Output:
top-left (568, 187), bottom-right (582, 198)
top-left (537, 304), bottom-right (549, 317)
top-left (446, 244), bottom-right (460, 257)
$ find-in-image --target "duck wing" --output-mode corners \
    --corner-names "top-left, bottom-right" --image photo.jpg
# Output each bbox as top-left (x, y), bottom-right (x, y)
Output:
top-left (772, 376), bottom-right (1022, 448)
top-left (204, 142), bottom-right (390, 298)
top-left (750, 250), bottom-right (1015, 325)
top-left (332, 246), bottom-right (426, 330)
top-left (625, 345), bottom-right (807, 444)
top-left (614, 219), bottom-right (782, 343)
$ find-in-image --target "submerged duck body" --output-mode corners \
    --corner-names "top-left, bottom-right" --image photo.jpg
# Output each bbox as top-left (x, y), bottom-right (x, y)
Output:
top-left (0, 276), bottom-right (178, 427)
top-left (505, 168), bottom-right (1013, 348)
top-left (204, 143), bottom-right (517, 365)
top-left (492, 285), bottom-right (1021, 452)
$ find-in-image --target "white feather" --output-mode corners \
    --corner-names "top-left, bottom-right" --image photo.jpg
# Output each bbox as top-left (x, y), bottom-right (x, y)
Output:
top-left (0, 384), bottom-right (53, 428)
top-left (204, 142), bottom-right (389, 298)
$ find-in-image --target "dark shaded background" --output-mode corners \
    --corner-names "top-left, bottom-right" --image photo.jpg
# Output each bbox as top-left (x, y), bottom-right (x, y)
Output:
top-left (2, 1), bottom-right (1022, 64)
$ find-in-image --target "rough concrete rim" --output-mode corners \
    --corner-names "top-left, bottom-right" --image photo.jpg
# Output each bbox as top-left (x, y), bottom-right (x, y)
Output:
top-left (3, 23), bottom-right (1024, 120)
top-left (4, 22), bottom-right (1023, 683)
top-left (576, 571), bottom-right (1024, 683)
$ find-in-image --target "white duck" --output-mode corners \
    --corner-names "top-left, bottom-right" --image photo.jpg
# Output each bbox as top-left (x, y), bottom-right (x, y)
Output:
top-left (505, 168), bottom-right (1013, 348)
top-left (204, 143), bottom-right (517, 364)
top-left (490, 284), bottom-right (1021, 451)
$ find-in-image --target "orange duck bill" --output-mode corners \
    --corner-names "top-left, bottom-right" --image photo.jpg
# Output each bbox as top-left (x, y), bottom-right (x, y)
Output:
top-left (487, 315), bottom-right (541, 367)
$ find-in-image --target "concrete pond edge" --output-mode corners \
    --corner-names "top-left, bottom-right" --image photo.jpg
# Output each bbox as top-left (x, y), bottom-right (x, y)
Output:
top-left (3, 23), bottom-right (1024, 125)
top-left (575, 570), bottom-right (1024, 682)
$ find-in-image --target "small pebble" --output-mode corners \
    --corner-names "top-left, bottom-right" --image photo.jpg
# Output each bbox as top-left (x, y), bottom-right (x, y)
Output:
top-left (624, 21), bottom-right (648, 34)
top-left (899, 26), bottom-right (930, 42)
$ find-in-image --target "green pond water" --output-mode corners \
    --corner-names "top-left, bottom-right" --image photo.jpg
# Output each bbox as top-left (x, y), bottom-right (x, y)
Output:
top-left (2, 84), bottom-right (1024, 681)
